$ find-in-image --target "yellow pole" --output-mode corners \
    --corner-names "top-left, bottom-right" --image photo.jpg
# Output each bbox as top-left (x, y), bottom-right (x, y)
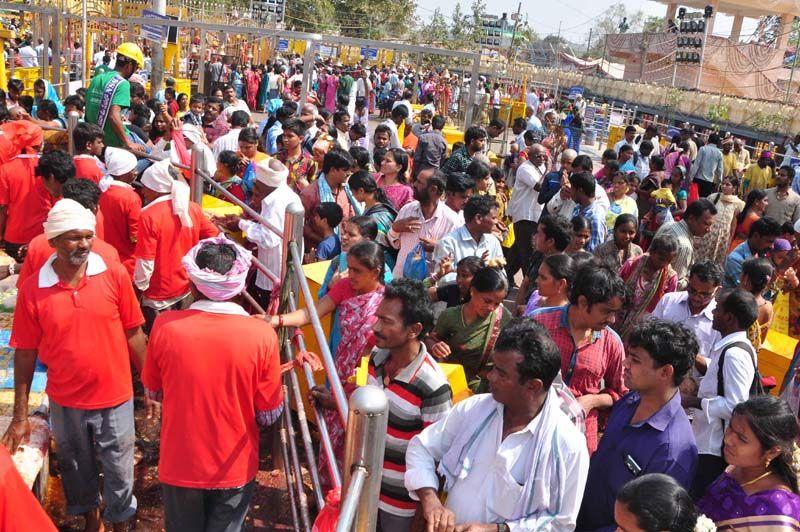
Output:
top-left (0, 29), bottom-right (14, 91)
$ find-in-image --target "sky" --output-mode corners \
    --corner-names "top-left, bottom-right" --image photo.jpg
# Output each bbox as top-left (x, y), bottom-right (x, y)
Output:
top-left (416, 0), bottom-right (762, 44)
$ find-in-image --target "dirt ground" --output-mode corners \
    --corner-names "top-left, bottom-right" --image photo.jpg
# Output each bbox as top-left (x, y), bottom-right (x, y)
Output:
top-left (44, 390), bottom-right (315, 531)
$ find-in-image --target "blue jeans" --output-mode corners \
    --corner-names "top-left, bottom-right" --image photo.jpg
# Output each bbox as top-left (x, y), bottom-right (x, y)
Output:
top-left (50, 398), bottom-right (137, 522)
top-left (162, 480), bottom-right (255, 532)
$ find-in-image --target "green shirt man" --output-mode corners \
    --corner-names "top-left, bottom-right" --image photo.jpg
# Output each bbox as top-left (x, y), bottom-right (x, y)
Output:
top-left (84, 71), bottom-right (131, 148)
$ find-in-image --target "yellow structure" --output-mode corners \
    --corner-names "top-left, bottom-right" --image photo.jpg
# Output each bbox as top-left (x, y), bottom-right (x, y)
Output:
top-left (759, 330), bottom-right (798, 396)
top-left (0, 28), bottom-right (14, 92)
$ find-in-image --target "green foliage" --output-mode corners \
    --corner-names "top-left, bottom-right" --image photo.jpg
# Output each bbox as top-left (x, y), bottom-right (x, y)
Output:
top-left (584, 2), bottom-right (647, 58)
top-left (749, 111), bottom-right (789, 133)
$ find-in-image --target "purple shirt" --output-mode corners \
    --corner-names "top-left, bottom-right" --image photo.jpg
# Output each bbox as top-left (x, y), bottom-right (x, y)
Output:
top-left (576, 390), bottom-right (698, 532)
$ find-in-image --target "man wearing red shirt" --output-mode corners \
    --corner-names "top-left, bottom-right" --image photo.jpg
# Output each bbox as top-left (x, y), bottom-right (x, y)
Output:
top-left (16, 178), bottom-right (120, 288)
top-left (99, 147), bottom-right (140, 276)
top-left (143, 236), bottom-right (283, 531)
top-left (72, 122), bottom-right (106, 184)
top-left (134, 159), bottom-right (218, 331)
top-left (0, 445), bottom-right (57, 531)
top-left (1, 198), bottom-right (147, 532)
top-left (530, 262), bottom-right (629, 454)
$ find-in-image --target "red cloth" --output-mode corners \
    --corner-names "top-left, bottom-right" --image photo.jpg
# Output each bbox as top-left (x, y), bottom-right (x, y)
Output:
top-left (0, 156), bottom-right (54, 245)
top-left (98, 184), bottom-right (141, 276)
top-left (16, 234), bottom-right (120, 289)
top-left (73, 155), bottom-right (105, 184)
top-left (142, 309), bottom-right (283, 488)
top-left (135, 199), bottom-right (218, 301)
top-left (11, 258), bottom-right (144, 409)
top-left (531, 305), bottom-right (627, 454)
top-left (0, 445), bottom-right (56, 531)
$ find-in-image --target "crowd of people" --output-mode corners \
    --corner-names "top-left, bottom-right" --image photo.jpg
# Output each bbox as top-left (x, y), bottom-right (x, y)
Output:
top-left (0, 38), bottom-right (799, 532)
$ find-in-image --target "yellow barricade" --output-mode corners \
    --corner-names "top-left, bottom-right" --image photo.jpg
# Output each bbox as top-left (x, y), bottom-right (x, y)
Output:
top-left (759, 329), bottom-right (798, 396)
top-left (355, 356), bottom-right (472, 404)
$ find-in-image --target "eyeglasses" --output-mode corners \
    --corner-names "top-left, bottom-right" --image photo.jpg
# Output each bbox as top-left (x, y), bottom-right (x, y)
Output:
top-left (687, 286), bottom-right (716, 298)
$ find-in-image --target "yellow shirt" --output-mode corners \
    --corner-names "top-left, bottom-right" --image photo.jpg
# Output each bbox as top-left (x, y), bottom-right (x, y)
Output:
top-left (742, 164), bottom-right (775, 195)
top-left (735, 148), bottom-right (751, 172)
top-left (722, 152), bottom-right (738, 178)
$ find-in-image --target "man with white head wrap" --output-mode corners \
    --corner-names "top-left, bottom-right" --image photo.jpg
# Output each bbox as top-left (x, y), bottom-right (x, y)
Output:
top-left (134, 159), bottom-right (219, 330)
top-left (3, 197), bottom-right (148, 532)
top-left (220, 157), bottom-right (300, 308)
top-left (180, 123), bottom-right (216, 177)
top-left (142, 236), bottom-right (283, 531)
top-left (99, 147), bottom-right (141, 276)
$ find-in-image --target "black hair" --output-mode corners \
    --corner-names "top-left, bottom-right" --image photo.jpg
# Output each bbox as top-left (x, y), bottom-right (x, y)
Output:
top-left (494, 318), bottom-right (562, 389)
top-left (390, 105), bottom-right (409, 120)
top-left (602, 148), bottom-right (617, 161)
top-left (717, 288), bottom-right (758, 330)
top-left (315, 201), bottom-right (344, 229)
top-left (238, 127), bottom-right (259, 144)
top-left (648, 233), bottom-right (679, 256)
top-left (64, 94), bottom-right (84, 112)
top-left (650, 154), bottom-right (665, 171)
top-left (539, 214), bottom-right (573, 252)
top-left (374, 124), bottom-right (391, 137)
top-left (355, 96), bottom-right (366, 109)
top-left (426, 170), bottom-right (447, 196)
top-left (36, 99), bottom-right (58, 119)
top-left (456, 256), bottom-right (484, 275)
top-left (164, 87), bottom-right (176, 98)
top-left (177, 92), bottom-right (188, 103)
top-left (463, 194), bottom-right (497, 223)
top-left (732, 395), bottom-right (800, 494)
top-left (572, 154), bottom-right (594, 172)
top-left (36, 150), bottom-right (75, 183)
top-left (627, 319), bottom-right (698, 385)
top-left (445, 172), bottom-right (475, 194)
top-left (350, 123), bottom-right (367, 139)
top-left (73, 122), bottom-right (104, 151)
top-left (685, 198), bottom-right (718, 220)
top-left (689, 260), bottom-right (724, 286)
top-left (189, 93), bottom-right (206, 106)
top-left (129, 81), bottom-right (145, 99)
top-left (323, 147), bottom-right (355, 174)
top-left (616, 474), bottom-right (698, 532)
top-left (571, 215), bottom-right (590, 234)
top-left (18, 95), bottom-right (33, 114)
top-left (614, 213), bottom-right (638, 231)
top-left (33, 79), bottom-right (45, 90)
top-left (7, 79), bottom-right (23, 94)
top-left (488, 118), bottom-right (505, 130)
top-left (347, 240), bottom-right (385, 282)
top-left (780, 166), bottom-right (797, 179)
top-left (639, 140), bottom-right (654, 157)
top-left (217, 150), bottom-right (240, 175)
top-left (386, 148), bottom-right (409, 181)
top-left (372, 147), bottom-right (388, 169)
top-left (741, 257), bottom-right (774, 294)
top-left (383, 278), bottom-right (435, 339)
top-left (466, 159), bottom-right (491, 181)
top-left (281, 117), bottom-right (305, 137)
top-left (470, 266), bottom-right (508, 293)
top-left (569, 262), bottom-right (629, 307)
top-left (195, 242), bottom-right (237, 274)
top-left (230, 110), bottom-right (249, 128)
top-left (349, 146), bottom-right (371, 171)
top-left (541, 253), bottom-right (577, 292)
top-left (347, 215), bottom-right (378, 240)
top-left (618, 144), bottom-right (634, 156)
top-left (739, 189), bottom-right (768, 224)
top-left (129, 103), bottom-right (151, 129)
top-left (333, 109), bottom-right (350, 125)
top-left (749, 216), bottom-right (782, 239)
top-left (708, 133), bottom-right (721, 145)
top-left (205, 96), bottom-right (223, 109)
top-left (432, 115), bottom-right (446, 130)
top-left (568, 171), bottom-right (596, 196)
top-left (61, 178), bottom-right (101, 211)
top-left (624, 125), bottom-right (637, 134)
top-left (464, 125), bottom-right (487, 144)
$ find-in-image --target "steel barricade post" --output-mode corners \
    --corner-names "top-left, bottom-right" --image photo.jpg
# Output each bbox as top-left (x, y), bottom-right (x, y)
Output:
top-left (282, 200), bottom-right (304, 287)
top-left (190, 149), bottom-right (204, 204)
top-left (336, 385), bottom-right (389, 532)
top-left (66, 111), bottom-right (80, 156)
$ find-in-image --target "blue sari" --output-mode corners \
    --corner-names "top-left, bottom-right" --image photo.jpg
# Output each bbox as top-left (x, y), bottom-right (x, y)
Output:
top-left (33, 79), bottom-right (65, 117)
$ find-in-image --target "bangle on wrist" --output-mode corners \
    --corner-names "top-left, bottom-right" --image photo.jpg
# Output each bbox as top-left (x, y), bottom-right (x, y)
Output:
top-left (278, 314), bottom-right (285, 328)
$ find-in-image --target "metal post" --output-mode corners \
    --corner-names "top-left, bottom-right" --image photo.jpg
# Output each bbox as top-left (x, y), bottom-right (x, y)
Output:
top-left (298, 38), bottom-right (315, 113)
top-left (190, 148), bottom-right (204, 203)
top-left (67, 111), bottom-right (80, 156)
top-left (281, 200), bottom-right (304, 285)
top-left (40, 11), bottom-right (49, 82)
top-left (197, 28), bottom-right (206, 93)
top-left (463, 53), bottom-right (480, 129)
top-left (81, 0), bottom-right (87, 85)
top-left (282, 385), bottom-right (312, 532)
top-left (336, 468), bottom-right (367, 532)
top-left (52, 9), bottom-right (62, 98)
top-left (151, 0), bottom-right (167, 98)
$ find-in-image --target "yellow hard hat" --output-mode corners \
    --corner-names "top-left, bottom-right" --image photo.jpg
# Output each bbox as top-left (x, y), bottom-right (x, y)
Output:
top-left (116, 42), bottom-right (144, 68)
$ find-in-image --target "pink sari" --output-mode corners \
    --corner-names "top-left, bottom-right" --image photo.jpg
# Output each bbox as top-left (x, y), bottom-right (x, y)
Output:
top-left (318, 286), bottom-right (384, 485)
top-left (325, 76), bottom-right (338, 113)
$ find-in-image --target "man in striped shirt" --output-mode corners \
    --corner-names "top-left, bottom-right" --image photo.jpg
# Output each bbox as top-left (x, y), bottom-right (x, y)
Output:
top-left (367, 279), bottom-right (452, 531)
top-left (654, 199), bottom-right (717, 289)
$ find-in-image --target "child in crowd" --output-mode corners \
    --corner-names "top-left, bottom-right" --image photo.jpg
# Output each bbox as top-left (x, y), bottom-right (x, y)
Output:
top-left (605, 170), bottom-right (639, 236)
top-left (594, 213), bottom-right (643, 270)
top-left (566, 215), bottom-right (592, 253)
top-left (427, 255), bottom-right (483, 307)
top-left (308, 202), bottom-right (344, 262)
top-left (349, 146), bottom-right (371, 173)
top-left (72, 122), bottom-right (106, 184)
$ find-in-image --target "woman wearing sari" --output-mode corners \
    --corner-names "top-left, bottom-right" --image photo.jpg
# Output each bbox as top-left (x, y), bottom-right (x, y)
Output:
top-left (349, 170), bottom-right (398, 270)
top-left (426, 266), bottom-right (511, 392)
top-left (695, 176), bottom-right (745, 266)
top-left (271, 241), bottom-right (385, 480)
top-left (244, 65), bottom-right (260, 111)
top-left (730, 189), bottom-right (768, 251)
top-left (33, 78), bottom-right (64, 117)
top-left (236, 127), bottom-right (269, 201)
top-left (615, 234), bottom-right (679, 339)
top-left (697, 395), bottom-right (800, 530)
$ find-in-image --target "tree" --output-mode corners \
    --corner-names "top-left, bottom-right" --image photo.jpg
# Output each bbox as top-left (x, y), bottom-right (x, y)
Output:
top-left (285, 0), bottom-right (337, 33)
top-left (642, 15), bottom-right (665, 34)
top-left (450, 2), bottom-right (473, 49)
top-left (584, 2), bottom-right (647, 58)
top-left (470, 0), bottom-right (487, 44)
top-left (420, 8), bottom-right (450, 47)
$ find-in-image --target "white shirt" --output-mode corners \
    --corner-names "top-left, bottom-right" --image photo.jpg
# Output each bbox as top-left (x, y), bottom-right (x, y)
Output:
top-left (614, 139), bottom-right (634, 154)
top-left (18, 45), bottom-right (38, 67)
top-left (526, 115), bottom-right (542, 132)
top-left (382, 119), bottom-right (402, 149)
top-left (239, 184), bottom-right (301, 290)
top-left (433, 225), bottom-right (504, 284)
top-left (356, 77), bottom-right (372, 99)
top-left (212, 127), bottom-right (243, 158)
top-left (391, 99), bottom-right (414, 127)
top-left (507, 160), bottom-right (546, 223)
top-left (525, 91), bottom-right (539, 112)
top-left (635, 135), bottom-right (661, 157)
top-left (693, 331), bottom-right (756, 456)
top-left (388, 200), bottom-right (462, 278)
top-left (222, 99), bottom-right (251, 118)
top-left (547, 185), bottom-right (610, 221)
top-left (93, 50), bottom-right (106, 67)
top-left (652, 291), bottom-right (720, 361)
top-left (405, 392), bottom-right (588, 531)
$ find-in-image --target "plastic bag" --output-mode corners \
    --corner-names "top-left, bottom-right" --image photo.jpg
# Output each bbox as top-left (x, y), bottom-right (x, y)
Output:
top-left (312, 488), bottom-right (341, 532)
top-left (403, 242), bottom-right (429, 281)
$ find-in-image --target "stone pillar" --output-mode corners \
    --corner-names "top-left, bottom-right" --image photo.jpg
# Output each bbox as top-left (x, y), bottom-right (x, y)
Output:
top-left (665, 3), bottom-right (678, 31)
top-left (730, 14), bottom-right (744, 42)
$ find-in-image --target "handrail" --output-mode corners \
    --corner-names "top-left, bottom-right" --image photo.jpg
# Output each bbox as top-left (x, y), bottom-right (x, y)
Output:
top-left (288, 241), bottom-right (349, 425)
top-left (201, 176), bottom-right (285, 239)
top-left (335, 467), bottom-right (367, 532)
top-left (121, 147), bottom-right (192, 171)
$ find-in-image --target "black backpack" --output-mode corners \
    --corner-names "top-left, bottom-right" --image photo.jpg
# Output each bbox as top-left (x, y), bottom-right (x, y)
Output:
top-left (716, 340), bottom-right (765, 399)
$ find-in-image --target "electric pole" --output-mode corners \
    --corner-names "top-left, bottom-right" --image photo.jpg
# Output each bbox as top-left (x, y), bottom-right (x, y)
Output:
top-left (150, 0), bottom-right (166, 97)
top-left (507, 2), bottom-right (522, 61)
top-left (586, 28), bottom-right (593, 56)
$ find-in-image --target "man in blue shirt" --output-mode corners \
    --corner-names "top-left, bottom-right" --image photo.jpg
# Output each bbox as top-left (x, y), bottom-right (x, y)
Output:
top-left (577, 319), bottom-right (699, 531)
top-left (723, 216), bottom-right (781, 287)
top-left (569, 171), bottom-right (606, 252)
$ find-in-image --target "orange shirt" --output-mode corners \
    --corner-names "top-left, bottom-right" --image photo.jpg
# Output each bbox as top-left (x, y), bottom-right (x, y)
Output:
top-left (72, 155), bottom-right (105, 184)
top-left (0, 155), bottom-right (54, 245)
top-left (98, 182), bottom-right (141, 276)
top-left (0, 445), bottom-right (57, 531)
top-left (142, 303), bottom-right (283, 488)
top-left (135, 198), bottom-right (219, 301)
top-left (17, 233), bottom-right (120, 289)
top-left (11, 253), bottom-right (144, 409)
